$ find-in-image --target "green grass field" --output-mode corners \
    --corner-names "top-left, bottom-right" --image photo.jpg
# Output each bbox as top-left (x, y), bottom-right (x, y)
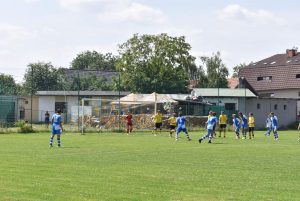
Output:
top-left (0, 130), bottom-right (300, 201)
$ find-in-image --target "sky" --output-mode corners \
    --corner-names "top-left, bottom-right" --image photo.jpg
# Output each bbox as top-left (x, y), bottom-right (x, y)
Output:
top-left (0, 0), bottom-right (300, 83)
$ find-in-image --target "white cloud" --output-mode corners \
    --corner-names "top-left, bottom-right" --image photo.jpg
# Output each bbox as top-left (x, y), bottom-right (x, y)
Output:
top-left (0, 24), bottom-right (35, 46)
top-left (22, 0), bottom-right (40, 3)
top-left (97, 2), bottom-right (167, 24)
top-left (219, 4), bottom-right (286, 26)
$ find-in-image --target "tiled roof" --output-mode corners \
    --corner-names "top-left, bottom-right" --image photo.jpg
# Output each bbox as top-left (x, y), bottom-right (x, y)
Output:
top-left (227, 78), bottom-right (239, 89)
top-left (239, 53), bottom-right (300, 91)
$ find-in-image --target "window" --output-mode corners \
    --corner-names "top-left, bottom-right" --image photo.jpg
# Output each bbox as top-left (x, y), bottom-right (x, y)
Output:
top-left (274, 104), bottom-right (278, 110)
top-left (257, 103), bottom-right (260, 109)
top-left (298, 92), bottom-right (300, 97)
top-left (257, 76), bottom-right (272, 81)
top-left (284, 105), bottom-right (287, 110)
top-left (25, 100), bottom-right (28, 104)
top-left (225, 103), bottom-right (236, 110)
top-left (55, 102), bottom-right (66, 112)
top-left (296, 74), bottom-right (300, 78)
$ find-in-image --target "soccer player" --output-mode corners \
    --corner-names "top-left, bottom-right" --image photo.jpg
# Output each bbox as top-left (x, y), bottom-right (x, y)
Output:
top-left (199, 112), bottom-right (218, 143)
top-left (238, 112), bottom-right (248, 139)
top-left (175, 113), bottom-right (191, 141)
top-left (125, 111), bottom-right (133, 134)
top-left (265, 113), bottom-right (272, 136)
top-left (45, 111), bottom-right (50, 128)
top-left (207, 110), bottom-right (216, 137)
top-left (219, 111), bottom-right (227, 138)
top-left (270, 112), bottom-right (279, 140)
top-left (168, 113), bottom-right (177, 138)
top-left (248, 112), bottom-right (255, 139)
top-left (232, 114), bottom-right (240, 139)
top-left (49, 108), bottom-right (63, 147)
top-left (152, 110), bottom-right (163, 136)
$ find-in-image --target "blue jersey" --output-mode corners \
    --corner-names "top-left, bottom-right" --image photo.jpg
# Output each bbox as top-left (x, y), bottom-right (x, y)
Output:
top-left (233, 117), bottom-right (240, 128)
top-left (271, 116), bottom-right (278, 127)
top-left (207, 116), bottom-right (217, 130)
top-left (52, 114), bottom-right (61, 128)
top-left (241, 115), bottom-right (248, 128)
top-left (177, 116), bottom-right (186, 128)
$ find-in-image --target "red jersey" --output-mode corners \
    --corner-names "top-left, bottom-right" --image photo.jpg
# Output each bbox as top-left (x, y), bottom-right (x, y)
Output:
top-left (125, 114), bottom-right (133, 124)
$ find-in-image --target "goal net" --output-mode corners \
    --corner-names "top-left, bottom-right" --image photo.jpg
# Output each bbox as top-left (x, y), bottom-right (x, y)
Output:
top-left (79, 98), bottom-right (177, 134)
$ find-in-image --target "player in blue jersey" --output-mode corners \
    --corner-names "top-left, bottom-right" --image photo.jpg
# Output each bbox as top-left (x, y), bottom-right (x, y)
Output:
top-left (238, 112), bottom-right (248, 139)
top-left (270, 112), bottom-right (279, 140)
top-left (199, 112), bottom-right (218, 143)
top-left (175, 113), bottom-right (191, 141)
top-left (49, 108), bottom-right (64, 147)
top-left (232, 114), bottom-right (240, 139)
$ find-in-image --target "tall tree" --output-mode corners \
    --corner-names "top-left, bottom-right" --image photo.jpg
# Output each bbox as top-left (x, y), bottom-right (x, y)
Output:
top-left (22, 62), bottom-right (62, 94)
top-left (200, 52), bottom-right (229, 88)
top-left (232, 63), bottom-right (247, 78)
top-left (0, 74), bottom-right (19, 95)
top-left (71, 51), bottom-right (118, 70)
top-left (117, 33), bottom-right (196, 93)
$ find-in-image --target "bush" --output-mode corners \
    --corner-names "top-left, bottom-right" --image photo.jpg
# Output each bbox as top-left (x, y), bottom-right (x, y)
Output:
top-left (15, 120), bottom-right (34, 133)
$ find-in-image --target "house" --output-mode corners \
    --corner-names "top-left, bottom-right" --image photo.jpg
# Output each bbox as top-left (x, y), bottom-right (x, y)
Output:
top-left (191, 88), bottom-right (297, 128)
top-left (239, 48), bottom-right (300, 115)
top-left (23, 91), bottom-right (130, 123)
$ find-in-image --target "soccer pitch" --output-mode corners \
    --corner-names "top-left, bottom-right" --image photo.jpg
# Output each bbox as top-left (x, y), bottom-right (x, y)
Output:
top-left (0, 131), bottom-right (299, 201)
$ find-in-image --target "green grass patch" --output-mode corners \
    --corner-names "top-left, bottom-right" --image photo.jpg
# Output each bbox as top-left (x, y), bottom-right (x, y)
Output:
top-left (0, 130), bottom-right (299, 201)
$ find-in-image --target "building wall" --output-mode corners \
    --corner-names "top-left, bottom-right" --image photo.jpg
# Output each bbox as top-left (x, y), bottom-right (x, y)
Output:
top-left (245, 98), bottom-right (297, 129)
top-left (24, 96), bottom-right (39, 123)
top-left (258, 89), bottom-right (300, 115)
top-left (38, 96), bottom-right (55, 122)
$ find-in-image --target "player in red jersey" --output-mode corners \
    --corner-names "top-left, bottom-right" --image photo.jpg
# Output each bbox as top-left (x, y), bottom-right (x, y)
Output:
top-left (125, 111), bottom-right (133, 134)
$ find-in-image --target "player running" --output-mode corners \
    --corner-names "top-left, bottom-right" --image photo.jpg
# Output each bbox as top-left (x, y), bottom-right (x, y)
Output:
top-left (232, 114), bottom-right (240, 139)
top-left (238, 112), bottom-right (248, 139)
top-left (270, 112), bottom-right (279, 140)
top-left (175, 113), bottom-right (191, 141)
top-left (168, 113), bottom-right (177, 138)
top-left (125, 111), bottom-right (133, 134)
top-left (199, 112), bottom-right (218, 144)
top-left (219, 111), bottom-right (227, 138)
top-left (248, 112), bottom-right (255, 139)
top-left (49, 108), bottom-right (63, 147)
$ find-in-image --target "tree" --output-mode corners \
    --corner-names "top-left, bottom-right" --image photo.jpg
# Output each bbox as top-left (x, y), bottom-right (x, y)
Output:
top-left (71, 51), bottom-right (118, 70)
top-left (0, 74), bottom-right (19, 95)
top-left (232, 63), bottom-right (247, 78)
top-left (200, 52), bottom-right (229, 88)
top-left (22, 62), bottom-right (63, 94)
top-left (117, 33), bottom-right (196, 93)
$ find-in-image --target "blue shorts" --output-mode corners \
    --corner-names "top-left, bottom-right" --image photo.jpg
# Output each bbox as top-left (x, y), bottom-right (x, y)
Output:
top-left (52, 125), bottom-right (61, 135)
top-left (177, 127), bottom-right (187, 133)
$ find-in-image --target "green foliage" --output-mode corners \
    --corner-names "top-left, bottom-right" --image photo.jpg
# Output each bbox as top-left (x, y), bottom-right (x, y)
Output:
top-left (15, 120), bottom-right (34, 133)
top-left (0, 74), bottom-right (19, 95)
top-left (0, 131), bottom-right (300, 200)
top-left (200, 51), bottom-right (229, 88)
top-left (232, 63), bottom-right (247, 78)
top-left (22, 62), bottom-right (63, 95)
top-left (117, 33), bottom-right (196, 93)
top-left (71, 51), bottom-right (117, 70)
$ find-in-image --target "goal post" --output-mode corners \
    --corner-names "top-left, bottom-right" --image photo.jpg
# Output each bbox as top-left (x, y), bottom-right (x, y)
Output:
top-left (80, 98), bottom-right (161, 134)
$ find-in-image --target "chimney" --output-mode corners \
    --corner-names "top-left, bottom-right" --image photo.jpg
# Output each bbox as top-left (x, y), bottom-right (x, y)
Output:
top-left (286, 48), bottom-right (297, 57)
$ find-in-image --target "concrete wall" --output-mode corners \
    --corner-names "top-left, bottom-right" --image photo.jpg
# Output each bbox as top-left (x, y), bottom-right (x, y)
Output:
top-left (24, 96), bottom-right (39, 123)
top-left (38, 96), bottom-right (55, 122)
top-left (245, 98), bottom-right (297, 129)
top-left (259, 89), bottom-right (300, 115)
